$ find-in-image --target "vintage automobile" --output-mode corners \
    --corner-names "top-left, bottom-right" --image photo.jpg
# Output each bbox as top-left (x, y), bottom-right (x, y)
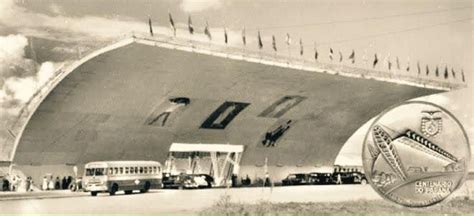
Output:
top-left (281, 173), bottom-right (310, 186)
top-left (332, 171), bottom-right (367, 184)
top-left (162, 173), bottom-right (214, 189)
top-left (308, 172), bottom-right (334, 185)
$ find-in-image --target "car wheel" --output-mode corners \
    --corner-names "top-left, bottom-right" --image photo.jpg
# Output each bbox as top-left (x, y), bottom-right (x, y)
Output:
top-left (140, 182), bottom-right (151, 193)
top-left (361, 179), bottom-right (367, 185)
top-left (91, 191), bottom-right (98, 196)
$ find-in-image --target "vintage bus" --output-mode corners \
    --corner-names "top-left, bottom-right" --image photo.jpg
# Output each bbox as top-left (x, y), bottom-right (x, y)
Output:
top-left (83, 161), bottom-right (162, 196)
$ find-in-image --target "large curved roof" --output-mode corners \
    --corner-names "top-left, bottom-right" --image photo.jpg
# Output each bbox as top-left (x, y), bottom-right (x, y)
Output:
top-left (15, 41), bottom-right (440, 167)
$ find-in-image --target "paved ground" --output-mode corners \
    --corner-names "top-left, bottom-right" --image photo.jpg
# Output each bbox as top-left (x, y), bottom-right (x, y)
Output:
top-left (0, 185), bottom-right (381, 213)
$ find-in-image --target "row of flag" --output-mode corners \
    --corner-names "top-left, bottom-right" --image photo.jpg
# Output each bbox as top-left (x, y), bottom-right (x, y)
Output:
top-left (148, 14), bottom-right (466, 82)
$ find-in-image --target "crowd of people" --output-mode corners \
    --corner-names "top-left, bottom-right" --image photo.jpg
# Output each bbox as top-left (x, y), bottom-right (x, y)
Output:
top-left (1, 174), bottom-right (82, 192)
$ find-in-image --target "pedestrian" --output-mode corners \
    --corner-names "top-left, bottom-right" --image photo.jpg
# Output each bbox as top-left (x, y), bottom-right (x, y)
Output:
top-left (336, 173), bottom-right (342, 185)
top-left (54, 177), bottom-right (60, 190)
top-left (62, 176), bottom-right (67, 189)
top-left (42, 176), bottom-right (48, 190)
top-left (11, 176), bottom-right (17, 191)
top-left (66, 176), bottom-right (73, 189)
top-left (48, 176), bottom-right (54, 190)
top-left (2, 177), bottom-right (9, 191)
top-left (25, 177), bottom-right (31, 192)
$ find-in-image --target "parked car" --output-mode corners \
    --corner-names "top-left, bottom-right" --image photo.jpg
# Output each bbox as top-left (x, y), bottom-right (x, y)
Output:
top-left (281, 173), bottom-right (309, 186)
top-left (162, 173), bottom-right (214, 189)
top-left (332, 171), bottom-right (367, 184)
top-left (308, 172), bottom-right (333, 185)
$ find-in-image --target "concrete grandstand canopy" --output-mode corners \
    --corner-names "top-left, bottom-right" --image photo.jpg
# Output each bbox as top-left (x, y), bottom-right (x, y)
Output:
top-left (14, 38), bottom-right (441, 172)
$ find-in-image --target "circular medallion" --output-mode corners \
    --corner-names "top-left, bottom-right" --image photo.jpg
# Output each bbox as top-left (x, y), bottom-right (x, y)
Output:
top-left (362, 101), bottom-right (470, 207)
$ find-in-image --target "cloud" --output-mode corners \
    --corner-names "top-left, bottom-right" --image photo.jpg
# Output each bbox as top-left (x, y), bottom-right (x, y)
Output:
top-left (0, 34), bottom-right (58, 116)
top-left (180, 0), bottom-right (222, 13)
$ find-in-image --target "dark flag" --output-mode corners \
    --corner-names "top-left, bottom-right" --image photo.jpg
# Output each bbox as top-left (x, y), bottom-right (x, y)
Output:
top-left (444, 66), bottom-right (448, 79)
top-left (224, 28), bottom-right (228, 44)
top-left (272, 35), bottom-right (277, 51)
top-left (406, 61), bottom-right (410, 72)
top-left (204, 21), bottom-right (212, 40)
top-left (257, 30), bottom-right (263, 49)
top-left (299, 38), bottom-right (303, 56)
top-left (426, 65), bottom-right (430, 75)
top-left (451, 68), bottom-right (456, 78)
top-left (348, 49), bottom-right (355, 64)
top-left (396, 57), bottom-right (400, 70)
top-left (417, 61), bottom-right (421, 74)
top-left (148, 17), bottom-right (154, 36)
top-left (242, 28), bottom-right (246, 46)
top-left (188, 15), bottom-right (194, 34)
top-left (373, 54), bottom-right (378, 68)
top-left (338, 51), bottom-right (343, 62)
top-left (314, 42), bottom-right (318, 61)
top-left (435, 66), bottom-right (439, 77)
top-left (169, 13), bottom-right (176, 36)
top-left (329, 48), bottom-right (334, 61)
top-left (461, 69), bottom-right (465, 82)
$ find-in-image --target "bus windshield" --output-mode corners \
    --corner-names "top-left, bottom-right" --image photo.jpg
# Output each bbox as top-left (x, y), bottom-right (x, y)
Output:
top-left (85, 168), bottom-right (105, 176)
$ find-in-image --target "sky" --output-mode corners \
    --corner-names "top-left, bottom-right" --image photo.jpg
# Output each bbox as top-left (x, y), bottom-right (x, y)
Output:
top-left (0, 0), bottom-right (472, 165)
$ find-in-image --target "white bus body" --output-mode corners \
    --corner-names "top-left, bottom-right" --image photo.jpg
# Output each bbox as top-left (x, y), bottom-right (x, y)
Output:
top-left (83, 161), bottom-right (162, 196)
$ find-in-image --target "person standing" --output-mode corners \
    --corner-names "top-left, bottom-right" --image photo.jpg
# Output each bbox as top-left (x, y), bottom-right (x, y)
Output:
top-left (48, 176), bottom-right (54, 190)
top-left (10, 176), bottom-right (17, 191)
top-left (62, 177), bottom-right (67, 189)
top-left (336, 173), bottom-right (342, 185)
top-left (42, 176), bottom-right (48, 190)
top-left (25, 177), bottom-right (31, 192)
top-left (54, 177), bottom-right (60, 190)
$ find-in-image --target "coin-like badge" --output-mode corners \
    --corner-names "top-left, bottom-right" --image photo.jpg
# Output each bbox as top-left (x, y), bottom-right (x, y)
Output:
top-left (362, 101), bottom-right (470, 207)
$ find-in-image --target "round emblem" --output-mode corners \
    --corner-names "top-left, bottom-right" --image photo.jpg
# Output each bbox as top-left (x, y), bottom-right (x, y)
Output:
top-left (362, 101), bottom-right (470, 207)
top-left (134, 179), bottom-right (140, 185)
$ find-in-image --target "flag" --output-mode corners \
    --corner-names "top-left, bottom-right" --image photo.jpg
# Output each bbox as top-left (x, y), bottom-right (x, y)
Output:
top-left (461, 69), bottom-right (465, 82)
top-left (348, 49), bottom-right (355, 64)
top-left (224, 28), bottom-right (228, 44)
top-left (257, 30), bottom-right (263, 49)
top-left (242, 27), bottom-right (246, 45)
top-left (435, 66), bottom-right (439, 77)
top-left (373, 54), bottom-right (378, 68)
top-left (169, 13), bottom-right (176, 36)
top-left (272, 35), bottom-right (277, 51)
top-left (388, 58), bottom-right (392, 71)
top-left (204, 21), bottom-right (212, 40)
top-left (444, 66), bottom-right (448, 79)
top-left (329, 48), bottom-right (334, 61)
top-left (406, 61), bottom-right (410, 72)
top-left (451, 68), bottom-right (456, 78)
top-left (396, 56), bottom-right (400, 70)
top-left (285, 33), bottom-right (291, 45)
top-left (314, 42), bottom-right (318, 61)
top-left (188, 15), bottom-right (194, 34)
top-left (426, 65), bottom-right (430, 75)
top-left (338, 51), bottom-right (343, 62)
top-left (299, 38), bottom-right (303, 56)
top-left (417, 61), bottom-right (421, 74)
top-left (148, 17), bottom-right (154, 36)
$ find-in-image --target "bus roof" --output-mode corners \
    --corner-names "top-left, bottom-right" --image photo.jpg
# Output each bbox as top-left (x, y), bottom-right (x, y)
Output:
top-left (85, 160), bottom-right (161, 167)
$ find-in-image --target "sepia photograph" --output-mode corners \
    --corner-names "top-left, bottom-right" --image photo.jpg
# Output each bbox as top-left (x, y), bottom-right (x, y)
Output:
top-left (0, 0), bottom-right (472, 215)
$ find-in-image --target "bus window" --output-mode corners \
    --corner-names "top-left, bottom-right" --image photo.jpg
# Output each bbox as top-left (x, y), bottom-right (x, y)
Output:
top-left (153, 167), bottom-right (157, 174)
top-left (114, 167), bottom-right (118, 175)
top-left (130, 167), bottom-right (134, 174)
top-left (144, 167), bottom-right (148, 174)
top-left (125, 167), bottom-right (129, 174)
top-left (139, 167), bottom-right (144, 174)
top-left (135, 167), bottom-right (138, 174)
top-left (95, 168), bottom-right (105, 176)
top-left (119, 167), bottom-right (123, 174)
top-left (85, 168), bottom-right (95, 176)
top-left (158, 166), bottom-right (161, 173)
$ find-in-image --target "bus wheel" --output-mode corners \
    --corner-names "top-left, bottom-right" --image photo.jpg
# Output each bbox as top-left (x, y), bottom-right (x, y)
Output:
top-left (91, 191), bottom-right (98, 196)
top-left (109, 183), bottom-right (118, 196)
top-left (140, 182), bottom-right (151, 193)
top-left (124, 190), bottom-right (133, 195)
